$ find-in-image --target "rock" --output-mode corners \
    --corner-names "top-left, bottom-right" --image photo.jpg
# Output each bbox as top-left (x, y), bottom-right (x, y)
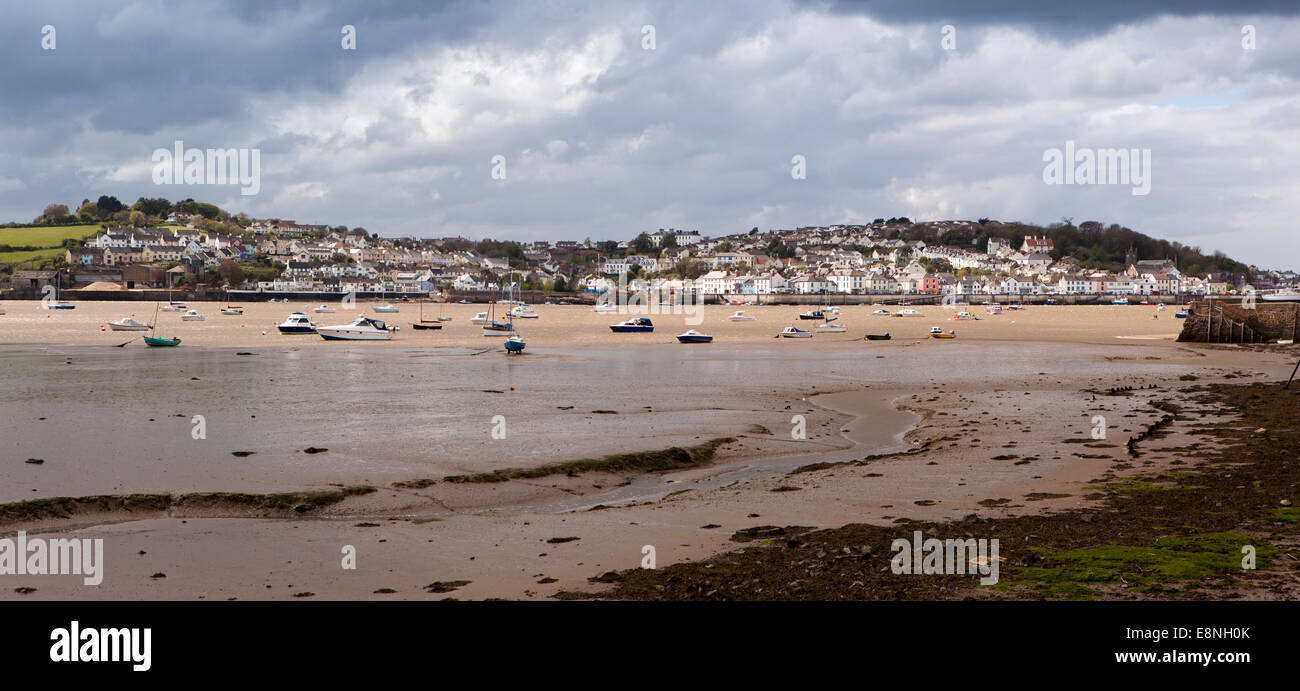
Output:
top-left (303, 447), bottom-right (328, 454)
top-left (25, 458), bottom-right (43, 464)
top-left (546, 536), bottom-right (580, 544)
top-left (424, 580), bottom-right (471, 593)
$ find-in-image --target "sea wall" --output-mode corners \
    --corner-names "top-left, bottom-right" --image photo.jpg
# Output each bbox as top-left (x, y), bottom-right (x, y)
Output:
top-left (1177, 300), bottom-right (1300, 343)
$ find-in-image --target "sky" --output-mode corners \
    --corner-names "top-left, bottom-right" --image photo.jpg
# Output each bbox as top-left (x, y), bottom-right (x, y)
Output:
top-left (2, 0), bottom-right (1298, 268)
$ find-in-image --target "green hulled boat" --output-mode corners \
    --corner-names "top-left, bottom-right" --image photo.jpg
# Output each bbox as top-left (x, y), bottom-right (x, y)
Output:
top-left (144, 336), bottom-right (181, 347)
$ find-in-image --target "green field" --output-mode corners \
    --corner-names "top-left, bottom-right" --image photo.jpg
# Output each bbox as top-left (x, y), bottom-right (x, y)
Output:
top-left (0, 248), bottom-right (65, 265)
top-left (0, 224), bottom-right (102, 248)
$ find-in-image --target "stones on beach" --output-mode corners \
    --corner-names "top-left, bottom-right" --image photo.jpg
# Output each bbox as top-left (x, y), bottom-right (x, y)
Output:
top-left (303, 447), bottom-right (328, 454)
top-left (424, 580), bottom-right (471, 593)
top-left (373, 588), bottom-right (397, 594)
top-left (231, 451), bottom-right (255, 457)
top-left (546, 536), bottom-right (580, 544)
top-left (25, 458), bottom-right (44, 464)
top-left (14, 587), bottom-right (37, 594)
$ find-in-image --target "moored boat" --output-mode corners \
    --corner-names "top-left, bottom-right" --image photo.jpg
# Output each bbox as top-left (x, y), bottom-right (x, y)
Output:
top-left (181, 309), bottom-right (205, 321)
top-left (373, 304), bottom-right (400, 313)
top-left (144, 336), bottom-right (182, 347)
top-left (872, 309), bottom-right (890, 316)
top-left (676, 330), bottom-right (713, 343)
top-left (929, 326), bottom-right (956, 339)
top-left (277, 312), bottom-right (317, 334)
top-left (798, 309), bottom-right (825, 320)
top-left (609, 317), bottom-right (654, 333)
top-left (727, 310), bottom-right (756, 321)
top-left (318, 316), bottom-right (394, 340)
top-left (108, 317), bottom-right (151, 331)
top-left (865, 332), bottom-right (891, 340)
top-left (313, 304), bottom-right (336, 313)
top-left (780, 325), bottom-right (813, 338)
top-left (504, 335), bottom-right (526, 354)
top-left (815, 321), bottom-right (847, 333)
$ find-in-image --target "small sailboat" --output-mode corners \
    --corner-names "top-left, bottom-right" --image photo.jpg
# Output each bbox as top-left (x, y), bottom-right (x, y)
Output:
top-left (412, 300), bottom-right (444, 330)
top-left (277, 312), bottom-right (317, 334)
top-left (797, 309), bottom-right (825, 320)
top-left (780, 325), bottom-right (813, 338)
top-left (609, 317), bottom-right (654, 333)
top-left (44, 275), bottom-right (75, 309)
top-left (220, 289), bottom-right (243, 314)
top-left (482, 285), bottom-right (515, 336)
top-left (952, 311), bottom-right (978, 320)
top-left (815, 319), bottom-right (847, 333)
top-left (144, 304), bottom-right (181, 346)
top-left (727, 310), bottom-right (757, 321)
top-left (676, 330), bottom-right (713, 343)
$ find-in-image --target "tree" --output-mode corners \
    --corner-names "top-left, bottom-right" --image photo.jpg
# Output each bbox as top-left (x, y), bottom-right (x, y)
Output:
top-left (660, 232), bottom-right (678, 249)
top-left (43, 203), bottom-right (70, 218)
top-left (217, 260), bottom-right (245, 287)
top-left (77, 201), bottom-right (99, 222)
top-left (132, 197), bottom-right (172, 217)
top-left (96, 195), bottom-right (124, 217)
top-left (632, 232), bottom-right (654, 255)
top-left (128, 210), bottom-right (147, 227)
top-left (716, 241), bottom-right (733, 252)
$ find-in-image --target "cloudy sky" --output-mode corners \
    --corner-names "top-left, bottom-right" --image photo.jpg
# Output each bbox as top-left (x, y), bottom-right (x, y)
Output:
top-left (2, 1), bottom-right (1299, 267)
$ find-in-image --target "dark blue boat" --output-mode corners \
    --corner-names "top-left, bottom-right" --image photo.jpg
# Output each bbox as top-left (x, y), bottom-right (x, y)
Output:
top-left (609, 317), bottom-right (654, 333)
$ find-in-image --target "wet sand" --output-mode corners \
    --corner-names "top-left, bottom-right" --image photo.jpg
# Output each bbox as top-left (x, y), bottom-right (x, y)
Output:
top-left (2, 302), bottom-right (1296, 600)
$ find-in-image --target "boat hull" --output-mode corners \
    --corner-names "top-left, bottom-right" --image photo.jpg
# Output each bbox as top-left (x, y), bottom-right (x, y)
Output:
top-left (277, 326), bottom-right (317, 334)
top-left (676, 336), bottom-right (713, 343)
top-left (865, 334), bottom-right (891, 340)
top-left (318, 329), bottom-right (391, 340)
top-left (609, 325), bottom-right (653, 333)
top-left (144, 337), bottom-right (181, 347)
top-left (412, 322), bottom-right (443, 330)
top-left (109, 324), bottom-right (149, 331)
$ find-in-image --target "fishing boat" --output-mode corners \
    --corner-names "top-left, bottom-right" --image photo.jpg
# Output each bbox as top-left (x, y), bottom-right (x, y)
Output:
top-left (676, 330), bottom-right (713, 343)
top-left (181, 309), bottom-right (205, 321)
top-left (504, 334), bottom-right (526, 354)
top-left (727, 310), bottom-right (757, 321)
top-left (610, 317), bottom-right (654, 333)
top-left (1111, 297), bottom-right (1130, 305)
top-left (865, 332), bottom-right (891, 340)
top-left (798, 309), bottom-right (825, 320)
top-left (780, 325), bottom-right (813, 338)
top-left (872, 309), bottom-right (890, 316)
top-left (374, 304), bottom-right (400, 313)
top-left (318, 315), bottom-right (394, 340)
top-left (277, 312), bottom-right (317, 334)
top-left (109, 317), bottom-right (151, 331)
top-left (313, 304), bottom-right (336, 313)
top-left (929, 327), bottom-right (956, 339)
top-left (952, 311), bottom-right (978, 320)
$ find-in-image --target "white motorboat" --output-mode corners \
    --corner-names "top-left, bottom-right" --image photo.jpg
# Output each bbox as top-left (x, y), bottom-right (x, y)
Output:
top-left (898, 308), bottom-right (922, 316)
top-left (470, 311), bottom-right (490, 324)
top-left (318, 315), bottom-right (394, 340)
top-left (277, 312), bottom-right (317, 334)
top-left (1263, 290), bottom-right (1300, 303)
top-left (373, 304), bottom-right (399, 313)
top-left (161, 303), bottom-right (187, 312)
top-left (985, 304), bottom-right (1003, 314)
top-left (108, 317), bottom-right (151, 331)
top-left (504, 335), bottom-right (526, 354)
top-left (728, 310), bottom-right (757, 321)
top-left (815, 321), bottom-right (847, 333)
top-left (779, 325), bottom-right (813, 338)
top-left (220, 307), bottom-right (244, 315)
top-left (592, 303), bottom-right (619, 313)
top-left (510, 304), bottom-right (539, 319)
top-left (313, 304), bottom-right (336, 313)
top-left (676, 330), bottom-right (713, 343)
top-left (952, 311), bottom-right (978, 320)
top-left (181, 310), bottom-right (205, 321)
top-left (872, 309), bottom-right (890, 316)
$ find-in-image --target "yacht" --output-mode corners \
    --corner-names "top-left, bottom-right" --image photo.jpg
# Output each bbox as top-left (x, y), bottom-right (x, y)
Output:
top-left (797, 309), bottom-right (825, 320)
top-left (727, 310), bottom-right (757, 321)
top-left (277, 312), bottom-right (317, 334)
top-left (318, 315), bottom-right (394, 340)
top-left (1263, 290), bottom-right (1300, 303)
top-left (483, 322), bottom-right (514, 337)
top-left (815, 321), bottom-right (847, 333)
top-left (676, 330), bottom-right (713, 343)
top-left (780, 325), bottom-right (813, 338)
top-left (181, 309), bottom-right (205, 321)
top-left (1007, 303), bottom-right (1025, 310)
top-left (470, 312), bottom-right (490, 324)
top-left (220, 306), bottom-right (244, 315)
top-left (108, 317), bottom-right (151, 331)
top-left (609, 317), bottom-right (654, 333)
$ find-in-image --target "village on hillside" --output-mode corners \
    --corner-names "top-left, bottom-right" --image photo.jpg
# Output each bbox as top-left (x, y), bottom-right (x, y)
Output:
top-left (5, 213), bottom-right (1297, 300)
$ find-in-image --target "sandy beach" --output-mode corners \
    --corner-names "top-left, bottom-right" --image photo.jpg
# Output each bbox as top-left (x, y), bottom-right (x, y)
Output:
top-left (2, 300), bottom-right (1297, 600)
